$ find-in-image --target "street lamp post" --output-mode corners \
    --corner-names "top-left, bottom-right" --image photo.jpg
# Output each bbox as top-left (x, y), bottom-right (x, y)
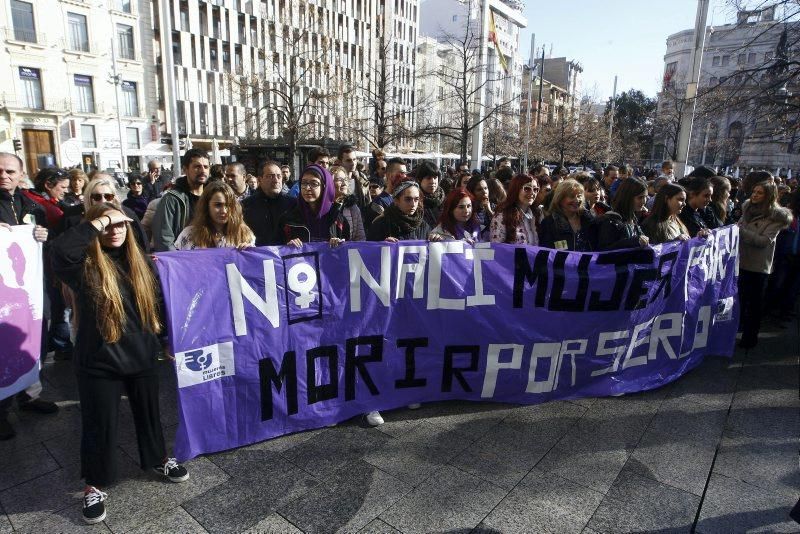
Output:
top-left (109, 37), bottom-right (127, 173)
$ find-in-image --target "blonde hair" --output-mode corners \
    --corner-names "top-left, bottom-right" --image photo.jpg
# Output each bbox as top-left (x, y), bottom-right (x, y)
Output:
top-left (186, 181), bottom-right (254, 248)
top-left (82, 175), bottom-right (120, 209)
top-left (547, 179), bottom-right (585, 217)
top-left (329, 165), bottom-right (348, 202)
top-left (83, 203), bottom-right (161, 343)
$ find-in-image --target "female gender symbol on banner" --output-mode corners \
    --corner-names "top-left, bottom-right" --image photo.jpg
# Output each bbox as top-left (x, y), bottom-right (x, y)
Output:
top-left (287, 262), bottom-right (317, 309)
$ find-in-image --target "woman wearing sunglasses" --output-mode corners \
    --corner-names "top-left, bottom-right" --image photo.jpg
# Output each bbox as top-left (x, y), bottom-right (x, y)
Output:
top-left (61, 174), bottom-right (148, 251)
top-left (490, 174), bottom-right (541, 245)
top-left (51, 203), bottom-right (189, 525)
top-left (122, 176), bottom-right (148, 221)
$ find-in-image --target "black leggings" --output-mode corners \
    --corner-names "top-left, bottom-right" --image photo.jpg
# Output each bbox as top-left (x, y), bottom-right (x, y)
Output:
top-left (738, 269), bottom-right (768, 346)
top-left (77, 371), bottom-right (166, 487)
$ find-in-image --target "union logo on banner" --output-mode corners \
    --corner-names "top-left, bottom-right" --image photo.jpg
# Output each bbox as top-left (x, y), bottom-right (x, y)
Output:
top-left (175, 341), bottom-right (235, 388)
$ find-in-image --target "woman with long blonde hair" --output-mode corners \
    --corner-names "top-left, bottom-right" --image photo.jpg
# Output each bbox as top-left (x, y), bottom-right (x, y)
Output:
top-left (51, 203), bottom-right (189, 525)
top-left (174, 181), bottom-right (255, 249)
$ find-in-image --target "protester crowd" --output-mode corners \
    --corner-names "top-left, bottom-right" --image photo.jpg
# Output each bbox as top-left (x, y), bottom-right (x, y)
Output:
top-left (1, 147), bottom-right (796, 524)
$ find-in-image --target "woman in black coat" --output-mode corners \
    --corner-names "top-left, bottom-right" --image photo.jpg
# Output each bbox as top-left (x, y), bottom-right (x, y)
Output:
top-left (51, 203), bottom-right (188, 525)
top-left (596, 178), bottom-right (650, 250)
top-left (367, 181), bottom-right (432, 242)
top-left (540, 179), bottom-right (594, 251)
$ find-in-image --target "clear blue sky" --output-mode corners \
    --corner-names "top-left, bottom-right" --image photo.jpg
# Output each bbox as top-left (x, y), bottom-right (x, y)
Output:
top-left (519, 0), bottom-right (735, 102)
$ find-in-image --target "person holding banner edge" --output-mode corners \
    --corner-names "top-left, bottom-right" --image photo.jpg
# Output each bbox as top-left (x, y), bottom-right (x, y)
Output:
top-left (0, 152), bottom-right (58, 441)
top-left (278, 163), bottom-right (350, 247)
top-left (51, 203), bottom-right (189, 524)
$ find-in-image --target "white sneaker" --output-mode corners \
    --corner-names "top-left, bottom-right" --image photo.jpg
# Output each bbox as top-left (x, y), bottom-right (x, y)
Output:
top-left (407, 403), bottom-right (422, 410)
top-left (364, 411), bottom-right (384, 426)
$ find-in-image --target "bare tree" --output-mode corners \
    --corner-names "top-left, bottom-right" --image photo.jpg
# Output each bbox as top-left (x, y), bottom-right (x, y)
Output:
top-left (416, 15), bottom-right (518, 163)
top-left (230, 0), bottom-right (343, 173)
top-left (347, 33), bottom-right (412, 151)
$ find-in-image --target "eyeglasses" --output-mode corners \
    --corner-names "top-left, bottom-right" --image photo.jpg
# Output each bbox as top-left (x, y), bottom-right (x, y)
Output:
top-left (300, 181), bottom-right (321, 189)
top-left (522, 185), bottom-right (540, 193)
top-left (91, 193), bottom-right (116, 202)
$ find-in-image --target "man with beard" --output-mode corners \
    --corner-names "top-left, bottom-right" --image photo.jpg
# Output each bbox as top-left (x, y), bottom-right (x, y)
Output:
top-left (151, 149), bottom-right (210, 251)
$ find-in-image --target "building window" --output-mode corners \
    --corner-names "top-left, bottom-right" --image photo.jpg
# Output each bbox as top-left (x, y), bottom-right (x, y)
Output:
top-left (114, 0), bottom-right (131, 13)
top-left (121, 80), bottom-right (138, 116)
top-left (67, 13), bottom-right (89, 52)
top-left (748, 52), bottom-right (756, 64)
top-left (737, 53), bottom-right (746, 65)
top-left (11, 0), bottom-right (36, 43)
top-left (712, 56), bottom-right (720, 66)
top-left (18, 67), bottom-right (43, 109)
top-left (721, 55), bottom-right (729, 66)
top-left (81, 124), bottom-right (96, 147)
top-left (126, 127), bottom-right (139, 149)
top-left (116, 24), bottom-right (135, 59)
top-left (73, 74), bottom-right (95, 113)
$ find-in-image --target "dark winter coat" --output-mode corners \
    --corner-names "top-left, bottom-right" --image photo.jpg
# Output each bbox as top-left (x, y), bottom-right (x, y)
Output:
top-left (539, 210), bottom-right (594, 252)
top-left (51, 222), bottom-right (163, 377)
top-left (122, 192), bottom-right (149, 221)
top-left (242, 189), bottom-right (297, 246)
top-left (595, 211), bottom-right (645, 251)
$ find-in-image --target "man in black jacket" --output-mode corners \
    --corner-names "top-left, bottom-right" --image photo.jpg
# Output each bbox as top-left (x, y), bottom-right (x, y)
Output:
top-left (242, 160), bottom-right (297, 246)
top-left (0, 152), bottom-right (58, 440)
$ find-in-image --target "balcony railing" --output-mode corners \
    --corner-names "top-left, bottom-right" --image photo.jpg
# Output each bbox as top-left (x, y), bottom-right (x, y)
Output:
top-left (0, 96), bottom-right (71, 113)
top-left (1, 27), bottom-right (44, 46)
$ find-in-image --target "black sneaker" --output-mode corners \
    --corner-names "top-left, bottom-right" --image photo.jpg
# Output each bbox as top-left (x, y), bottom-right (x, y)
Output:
top-left (19, 398), bottom-right (59, 414)
top-left (0, 418), bottom-right (15, 441)
top-left (153, 458), bottom-right (189, 483)
top-left (82, 487), bottom-right (107, 524)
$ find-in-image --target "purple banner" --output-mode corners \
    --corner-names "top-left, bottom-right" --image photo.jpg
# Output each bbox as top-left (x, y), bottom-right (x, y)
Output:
top-left (156, 226), bottom-right (740, 462)
top-left (0, 226), bottom-right (43, 401)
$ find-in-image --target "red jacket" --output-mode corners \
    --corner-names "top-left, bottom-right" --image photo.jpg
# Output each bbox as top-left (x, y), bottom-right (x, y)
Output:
top-left (21, 189), bottom-right (63, 230)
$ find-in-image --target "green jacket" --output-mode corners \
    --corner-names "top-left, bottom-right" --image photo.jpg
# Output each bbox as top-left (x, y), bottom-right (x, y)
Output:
top-left (151, 177), bottom-right (191, 252)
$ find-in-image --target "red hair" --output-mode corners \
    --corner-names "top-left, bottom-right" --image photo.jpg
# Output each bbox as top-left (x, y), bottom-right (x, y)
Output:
top-left (495, 174), bottom-right (534, 244)
top-left (438, 188), bottom-right (478, 237)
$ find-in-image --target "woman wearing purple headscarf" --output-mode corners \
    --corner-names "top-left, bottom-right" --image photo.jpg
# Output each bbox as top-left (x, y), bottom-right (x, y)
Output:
top-left (278, 164), bottom-right (350, 247)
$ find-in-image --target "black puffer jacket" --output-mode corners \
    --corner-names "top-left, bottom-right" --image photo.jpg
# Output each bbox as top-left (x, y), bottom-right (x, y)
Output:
top-left (51, 222), bottom-right (162, 377)
top-left (595, 211), bottom-right (645, 250)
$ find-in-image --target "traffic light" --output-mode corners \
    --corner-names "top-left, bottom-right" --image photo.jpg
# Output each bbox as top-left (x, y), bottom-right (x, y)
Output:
top-left (12, 139), bottom-right (21, 152)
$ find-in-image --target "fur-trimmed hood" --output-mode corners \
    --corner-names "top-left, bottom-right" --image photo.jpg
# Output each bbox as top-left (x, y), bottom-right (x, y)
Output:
top-left (741, 200), bottom-right (793, 226)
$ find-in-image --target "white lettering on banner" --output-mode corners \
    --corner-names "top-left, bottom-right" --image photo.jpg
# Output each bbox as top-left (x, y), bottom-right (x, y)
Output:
top-left (396, 245), bottom-right (427, 299)
top-left (176, 341), bottom-right (235, 388)
top-left (526, 342), bottom-right (562, 393)
top-left (679, 305), bottom-right (710, 358)
top-left (481, 344), bottom-right (524, 398)
top-left (590, 330), bottom-right (630, 377)
top-left (427, 241), bottom-right (466, 310)
top-left (648, 313), bottom-right (682, 360)
top-left (465, 243), bottom-right (496, 307)
top-left (227, 261), bottom-right (280, 335)
top-left (622, 318), bottom-right (655, 370)
top-left (688, 227), bottom-right (737, 283)
top-left (557, 339), bottom-right (587, 388)
top-left (348, 247), bottom-right (391, 312)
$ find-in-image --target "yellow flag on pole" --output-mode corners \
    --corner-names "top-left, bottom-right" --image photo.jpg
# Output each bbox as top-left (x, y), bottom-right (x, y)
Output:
top-left (489, 11), bottom-right (509, 74)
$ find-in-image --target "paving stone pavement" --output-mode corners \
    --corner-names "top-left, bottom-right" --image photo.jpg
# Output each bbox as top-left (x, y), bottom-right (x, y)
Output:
top-left (0, 320), bottom-right (797, 533)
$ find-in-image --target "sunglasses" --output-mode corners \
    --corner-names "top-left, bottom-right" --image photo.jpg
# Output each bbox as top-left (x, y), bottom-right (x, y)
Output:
top-left (91, 193), bottom-right (116, 202)
top-left (130, 181), bottom-right (143, 186)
